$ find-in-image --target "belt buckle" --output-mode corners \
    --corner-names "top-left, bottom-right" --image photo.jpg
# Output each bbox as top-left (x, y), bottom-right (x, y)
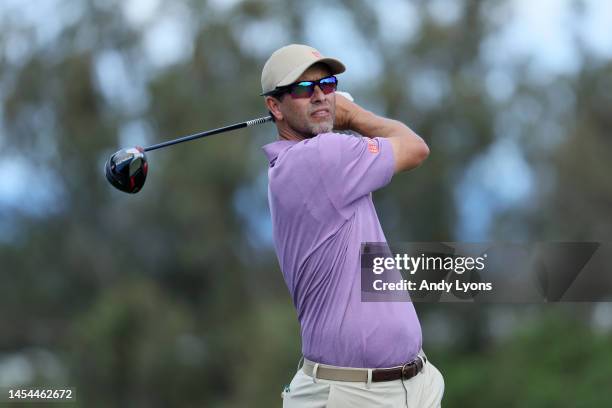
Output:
top-left (401, 362), bottom-right (412, 380)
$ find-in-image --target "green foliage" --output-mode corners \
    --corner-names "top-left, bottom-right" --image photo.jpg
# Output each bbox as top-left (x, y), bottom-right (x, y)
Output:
top-left (70, 278), bottom-right (207, 407)
top-left (431, 313), bottom-right (612, 407)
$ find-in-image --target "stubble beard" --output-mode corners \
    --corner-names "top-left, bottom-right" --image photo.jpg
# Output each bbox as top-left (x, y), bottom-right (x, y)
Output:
top-left (301, 104), bottom-right (336, 138)
top-left (307, 120), bottom-right (333, 137)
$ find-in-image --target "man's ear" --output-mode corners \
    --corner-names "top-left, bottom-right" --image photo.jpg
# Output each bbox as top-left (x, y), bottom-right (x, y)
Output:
top-left (265, 96), bottom-right (284, 122)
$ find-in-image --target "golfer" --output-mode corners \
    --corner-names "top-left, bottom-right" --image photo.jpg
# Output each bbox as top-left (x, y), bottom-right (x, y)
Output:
top-left (261, 44), bottom-right (444, 407)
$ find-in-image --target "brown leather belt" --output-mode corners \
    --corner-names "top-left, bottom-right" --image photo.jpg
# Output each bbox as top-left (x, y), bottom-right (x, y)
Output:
top-left (302, 355), bottom-right (426, 383)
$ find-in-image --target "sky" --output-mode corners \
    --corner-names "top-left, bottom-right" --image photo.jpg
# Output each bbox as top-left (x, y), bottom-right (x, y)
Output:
top-left (1, 0), bottom-right (611, 241)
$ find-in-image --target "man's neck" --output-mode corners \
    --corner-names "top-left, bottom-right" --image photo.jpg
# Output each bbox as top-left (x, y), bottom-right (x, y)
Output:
top-left (276, 122), bottom-right (312, 142)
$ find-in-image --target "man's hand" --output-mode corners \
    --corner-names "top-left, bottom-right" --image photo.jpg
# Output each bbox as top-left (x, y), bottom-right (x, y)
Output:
top-left (334, 93), bottom-right (365, 131)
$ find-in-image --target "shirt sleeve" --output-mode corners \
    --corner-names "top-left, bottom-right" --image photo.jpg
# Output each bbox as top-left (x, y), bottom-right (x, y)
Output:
top-left (316, 133), bottom-right (395, 212)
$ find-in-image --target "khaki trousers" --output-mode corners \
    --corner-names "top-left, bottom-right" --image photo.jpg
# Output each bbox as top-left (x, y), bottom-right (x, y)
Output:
top-left (282, 359), bottom-right (444, 407)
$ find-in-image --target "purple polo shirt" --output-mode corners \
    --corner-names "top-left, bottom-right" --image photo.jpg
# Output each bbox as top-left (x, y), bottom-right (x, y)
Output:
top-left (263, 132), bottom-right (422, 368)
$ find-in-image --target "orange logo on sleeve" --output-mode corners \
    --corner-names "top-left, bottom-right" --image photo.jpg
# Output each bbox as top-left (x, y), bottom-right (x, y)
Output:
top-left (367, 139), bottom-right (379, 153)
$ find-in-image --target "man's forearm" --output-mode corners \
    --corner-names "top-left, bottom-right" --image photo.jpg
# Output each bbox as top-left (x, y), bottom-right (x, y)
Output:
top-left (350, 108), bottom-right (412, 140)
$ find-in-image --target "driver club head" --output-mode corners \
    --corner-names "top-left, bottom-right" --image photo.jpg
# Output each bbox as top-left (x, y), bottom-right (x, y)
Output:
top-left (105, 147), bottom-right (148, 194)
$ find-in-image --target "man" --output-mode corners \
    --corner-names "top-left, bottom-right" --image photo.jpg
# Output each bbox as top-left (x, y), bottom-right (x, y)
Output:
top-left (261, 44), bottom-right (444, 407)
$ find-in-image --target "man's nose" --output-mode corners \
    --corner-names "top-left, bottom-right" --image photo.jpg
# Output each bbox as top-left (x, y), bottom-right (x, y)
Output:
top-left (310, 84), bottom-right (326, 102)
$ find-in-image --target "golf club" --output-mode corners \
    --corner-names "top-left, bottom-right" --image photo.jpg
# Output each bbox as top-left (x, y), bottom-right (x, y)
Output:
top-left (105, 115), bottom-right (273, 194)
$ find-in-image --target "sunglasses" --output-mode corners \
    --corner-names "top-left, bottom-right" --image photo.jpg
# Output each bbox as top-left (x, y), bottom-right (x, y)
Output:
top-left (270, 75), bottom-right (338, 99)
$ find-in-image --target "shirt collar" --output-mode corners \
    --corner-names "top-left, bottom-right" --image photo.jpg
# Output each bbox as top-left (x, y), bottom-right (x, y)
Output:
top-left (262, 140), bottom-right (298, 166)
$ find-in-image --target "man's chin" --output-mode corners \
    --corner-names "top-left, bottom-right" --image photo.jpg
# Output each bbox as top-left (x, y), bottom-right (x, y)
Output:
top-left (310, 123), bottom-right (334, 136)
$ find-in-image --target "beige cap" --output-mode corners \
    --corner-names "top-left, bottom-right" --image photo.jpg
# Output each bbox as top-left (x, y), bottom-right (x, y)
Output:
top-left (261, 44), bottom-right (346, 95)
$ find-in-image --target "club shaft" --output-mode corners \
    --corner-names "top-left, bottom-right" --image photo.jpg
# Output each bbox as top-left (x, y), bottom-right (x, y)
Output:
top-left (144, 116), bottom-right (273, 152)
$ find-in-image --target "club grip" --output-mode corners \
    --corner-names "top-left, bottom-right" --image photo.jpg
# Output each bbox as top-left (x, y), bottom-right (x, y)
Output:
top-left (246, 116), bottom-right (273, 127)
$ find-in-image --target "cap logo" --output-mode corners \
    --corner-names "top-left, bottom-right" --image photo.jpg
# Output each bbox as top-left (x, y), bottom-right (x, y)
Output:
top-left (311, 51), bottom-right (322, 58)
top-left (367, 139), bottom-right (379, 153)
